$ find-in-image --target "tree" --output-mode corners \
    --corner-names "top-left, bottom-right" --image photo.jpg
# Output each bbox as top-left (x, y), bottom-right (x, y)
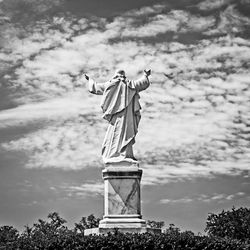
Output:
top-left (18, 212), bottom-right (72, 249)
top-left (0, 225), bottom-right (19, 248)
top-left (147, 220), bottom-right (165, 229)
top-left (74, 214), bottom-right (101, 233)
top-left (205, 207), bottom-right (250, 240)
top-left (165, 223), bottom-right (180, 235)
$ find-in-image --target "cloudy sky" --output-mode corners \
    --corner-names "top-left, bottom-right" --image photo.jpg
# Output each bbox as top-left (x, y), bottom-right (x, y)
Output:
top-left (0, 0), bottom-right (250, 233)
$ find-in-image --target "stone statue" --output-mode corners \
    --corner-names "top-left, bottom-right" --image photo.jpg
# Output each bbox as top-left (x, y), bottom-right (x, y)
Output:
top-left (85, 69), bottom-right (151, 164)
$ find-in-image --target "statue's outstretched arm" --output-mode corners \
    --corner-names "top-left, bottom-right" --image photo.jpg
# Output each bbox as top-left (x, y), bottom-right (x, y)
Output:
top-left (85, 74), bottom-right (105, 95)
top-left (132, 69), bottom-right (151, 92)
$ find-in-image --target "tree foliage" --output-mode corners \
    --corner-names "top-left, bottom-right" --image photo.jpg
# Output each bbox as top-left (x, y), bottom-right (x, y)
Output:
top-left (147, 220), bottom-right (165, 229)
top-left (0, 208), bottom-right (249, 249)
top-left (0, 226), bottom-right (19, 249)
top-left (74, 214), bottom-right (101, 233)
top-left (205, 207), bottom-right (250, 240)
top-left (16, 212), bottom-right (71, 250)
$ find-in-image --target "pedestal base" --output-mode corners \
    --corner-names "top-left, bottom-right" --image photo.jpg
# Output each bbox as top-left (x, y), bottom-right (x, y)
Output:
top-left (99, 215), bottom-right (146, 228)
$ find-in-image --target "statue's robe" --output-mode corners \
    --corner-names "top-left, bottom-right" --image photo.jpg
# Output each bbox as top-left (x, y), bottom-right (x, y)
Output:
top-left (88, 74), bottom-right (150, 164)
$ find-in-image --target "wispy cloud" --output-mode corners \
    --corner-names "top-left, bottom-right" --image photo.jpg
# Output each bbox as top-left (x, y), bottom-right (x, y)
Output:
top-left (62, 182), bottom-right (103, 198)
top-left (1, 116), bottom-right (105, 169)
top-left (160, 192), bottom-right (246, 204)
top-left (160, 197), bottom-right (193, 204)
top-left (113, 9), bottom-right (215, 38)
top-left (0, 92), bottom-right (99, 128)
top-left (204, 4), bottom-right (250, 35)
top-left (197, 0), bottom-right (233, 11)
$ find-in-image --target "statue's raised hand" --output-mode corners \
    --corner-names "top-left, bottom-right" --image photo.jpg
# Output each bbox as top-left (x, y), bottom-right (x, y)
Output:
top-left (84, 74), bottom-right (90, 81)
top-left (144, 69), bottom-right (151, 76)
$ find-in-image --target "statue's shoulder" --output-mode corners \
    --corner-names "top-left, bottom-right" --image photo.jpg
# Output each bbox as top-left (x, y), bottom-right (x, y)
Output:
top-left (126, 79), bottom-right (137, 90)
top-left (104, 79), bottom-right (117, 90)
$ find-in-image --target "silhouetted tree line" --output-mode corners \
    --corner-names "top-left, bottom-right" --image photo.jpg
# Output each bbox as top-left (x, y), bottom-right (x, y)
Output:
top-left (0, 207), bottom-right (249, 249)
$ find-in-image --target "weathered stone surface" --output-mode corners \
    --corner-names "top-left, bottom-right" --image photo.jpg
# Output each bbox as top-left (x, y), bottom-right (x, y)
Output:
top-left (102, 165), bottom-right (142, 217)
top-left (106, 178), bottom-right (140, 214)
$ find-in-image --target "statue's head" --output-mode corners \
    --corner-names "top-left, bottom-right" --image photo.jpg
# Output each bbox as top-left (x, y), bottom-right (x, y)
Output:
top-left (113, 69), bottom-right (126, 78)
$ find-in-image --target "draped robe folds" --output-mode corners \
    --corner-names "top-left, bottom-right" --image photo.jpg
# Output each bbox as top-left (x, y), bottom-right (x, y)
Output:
top-left (88, 74), bottom-right (150, 164)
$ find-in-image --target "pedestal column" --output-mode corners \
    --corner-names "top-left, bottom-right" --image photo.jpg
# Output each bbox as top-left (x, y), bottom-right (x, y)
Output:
top-left (99, 162), bottom-right (146, 228)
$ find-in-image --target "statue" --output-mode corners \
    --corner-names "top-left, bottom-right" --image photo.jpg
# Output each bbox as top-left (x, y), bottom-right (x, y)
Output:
top-left (83, 69), bottom-right (160, 235)
top-left (85, 69), bottom-right (151, 165)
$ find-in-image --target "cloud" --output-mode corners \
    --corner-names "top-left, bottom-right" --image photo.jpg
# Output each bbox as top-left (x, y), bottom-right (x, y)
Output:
top-left (2, 64), bottom-right (249, 177)
top-left (203, 192), bottom-right (246, 202)
top-left (2, 39), bottom-right (250, 182)
top-left (1, 0), bottom-right (65, 17)
top-left (160, 197), bottom-right (193, 204)
top-left (1, 115), bottom-right (105, 169)
top-left (109, 9), bottom-right (215, 38)
top-left (204, 5), bottom-right (250, 35)
top-left (12, 30), bottom-right (250, 104)
top-left (62, 182), bottom-right (103, 198)
top-left (0, 92), bottom-right (99, 128)
top-left (160, 192), bottom-right (246, 204)
top-left (197, 0), bottom-right (233, 11)
top-left (2, 3), bottom-right (249, 104)
top-left (0, 2), bottom-right (250, 187)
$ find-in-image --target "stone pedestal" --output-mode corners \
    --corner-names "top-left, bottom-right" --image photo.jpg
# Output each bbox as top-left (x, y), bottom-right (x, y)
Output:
top-left (100, 162), bottom-right (146, 228)
top-left (84, 162), bottom-right (161, 235)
